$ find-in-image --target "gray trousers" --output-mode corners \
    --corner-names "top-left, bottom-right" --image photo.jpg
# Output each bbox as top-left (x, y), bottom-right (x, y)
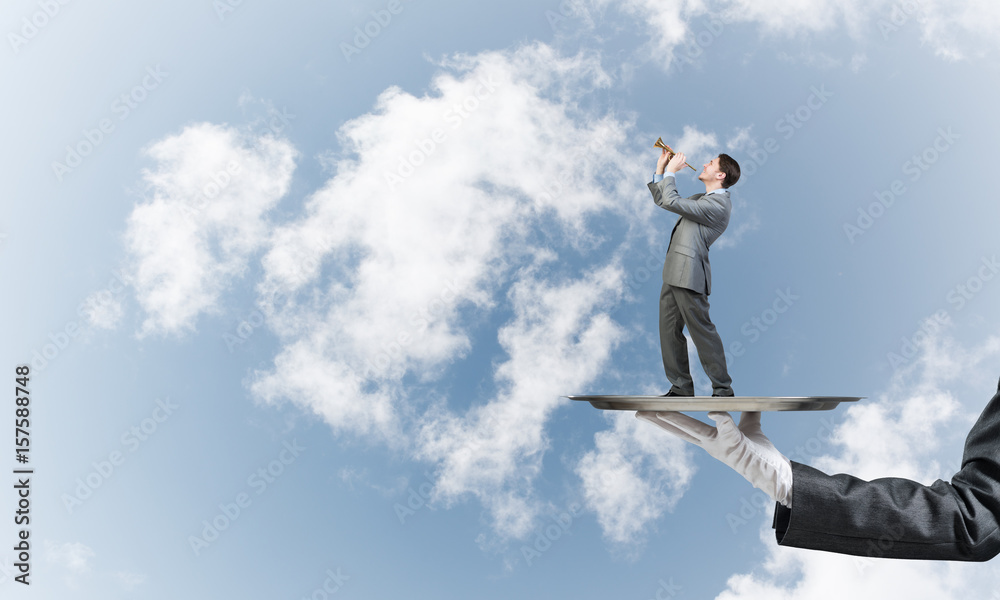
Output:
top-left (658, 282), bottom-right (733, 396)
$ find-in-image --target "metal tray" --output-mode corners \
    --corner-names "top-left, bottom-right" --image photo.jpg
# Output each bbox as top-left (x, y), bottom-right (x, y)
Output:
top-left (566, 395), bottom-right (863, 412)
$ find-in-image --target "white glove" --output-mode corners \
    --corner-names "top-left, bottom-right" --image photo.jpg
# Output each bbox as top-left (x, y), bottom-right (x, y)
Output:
top-left (636, 411), bottom-right (793, 508)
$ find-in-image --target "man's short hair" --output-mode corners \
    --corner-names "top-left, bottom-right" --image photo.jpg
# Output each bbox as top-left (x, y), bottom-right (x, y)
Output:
top-left (718, 153), bottom-right (740, 189)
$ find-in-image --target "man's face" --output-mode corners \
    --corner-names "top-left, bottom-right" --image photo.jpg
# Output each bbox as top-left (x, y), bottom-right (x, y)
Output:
top-left (699, 157), bottom-right (725, 186)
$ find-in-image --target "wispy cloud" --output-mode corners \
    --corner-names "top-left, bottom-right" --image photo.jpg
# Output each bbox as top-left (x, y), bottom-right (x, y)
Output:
top-left (44, 541), bottom-right (95, 574)
top-left (674, 125), bottom-right (720, 168)
top-left (114, 571), bottom-right (146, 591)
top-left (79, 289), bottom-right (124, 331)
top-left (44, 540), bottom-right (95, 588)
top-left (586, 0), bottom-right (710, 68)
top-left (598, 0), bottom-right (1000, 65)
top-left (738, 0), bottom-right (1000, 60)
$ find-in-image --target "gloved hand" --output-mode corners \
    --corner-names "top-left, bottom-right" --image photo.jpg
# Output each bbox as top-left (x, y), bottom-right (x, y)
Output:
top-left (636, 411), bottom-right (793, 507)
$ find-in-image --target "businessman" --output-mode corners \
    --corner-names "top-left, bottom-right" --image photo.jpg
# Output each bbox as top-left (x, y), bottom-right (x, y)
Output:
top-left (649, 149), bottom-right (741, 397)
top-left (636, 376), bottom-right (1000, 561)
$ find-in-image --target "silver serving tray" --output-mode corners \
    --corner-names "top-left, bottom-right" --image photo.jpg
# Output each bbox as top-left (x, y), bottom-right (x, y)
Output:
top-left (566, 395), bottom-right (863, 412)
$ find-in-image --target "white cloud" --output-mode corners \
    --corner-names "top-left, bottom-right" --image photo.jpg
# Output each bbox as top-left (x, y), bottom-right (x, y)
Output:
top-left (725, 127), bottom-right (753, 151)
top-left (338, 466), bottom-right (409, 497)
top-left (79, 289), bottom-right (124, 331)
top-left (125, 122), bottom-right (296, 337)
top-left (911, 0), bottom-right (1000, 60)
top-left (673, 125), bottom-right (720, 169)
top-left (587, 0), bottom-right (708, 63)
top-left (599, 0), bottom-right (1000, 66)
top-left (43, 541), bottom-right (148, 592)
top-left (44, 541), bottom-right (95, 574)
top-left (715, 523), bottom-right (997, 600)
top-left (712, 323), bottom-right (1000, 599)
top-left (44, 540), bottom-right (96, 589)
top-left (720, 0), bottom-right (1000, 60)
top-left (115, 571), bottom-right (146, 591)
top-left (577, 410), bottom-right (695, 548)
top-left (720, 0), bottom-right (869, 37)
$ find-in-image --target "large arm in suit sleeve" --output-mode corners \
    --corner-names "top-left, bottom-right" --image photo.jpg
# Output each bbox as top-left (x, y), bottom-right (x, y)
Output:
top-left (773, 379), bottom-right (1000, 561)
top-left (647, 178), bottom-right (729, 228)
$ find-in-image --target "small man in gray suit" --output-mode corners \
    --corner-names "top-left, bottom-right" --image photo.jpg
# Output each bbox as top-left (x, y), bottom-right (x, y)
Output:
top-left (649, 148), bottom-right (741, 397)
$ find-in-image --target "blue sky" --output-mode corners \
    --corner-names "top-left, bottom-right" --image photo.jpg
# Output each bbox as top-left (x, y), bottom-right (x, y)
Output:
top-left (3, 0), bottom-right (1000, 597)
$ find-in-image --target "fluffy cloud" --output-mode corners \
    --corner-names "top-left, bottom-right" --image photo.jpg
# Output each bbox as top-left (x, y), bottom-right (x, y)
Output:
top-left (577, 410), bottom-right (695, 548)
top-left (125, 123), bottom-right (296, 337)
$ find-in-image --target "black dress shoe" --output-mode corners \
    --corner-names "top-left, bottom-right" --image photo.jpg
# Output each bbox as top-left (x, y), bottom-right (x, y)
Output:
top-left (661, 390), bottom-right (694, 397)
top-left (712, 391), bottom-right (735, 397)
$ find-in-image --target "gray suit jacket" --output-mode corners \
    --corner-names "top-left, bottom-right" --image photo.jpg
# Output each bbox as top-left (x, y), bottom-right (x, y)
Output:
top-left (647, 178), bottom-right (731, 295)
top-left (773, 377), bottom-right (1000, 561)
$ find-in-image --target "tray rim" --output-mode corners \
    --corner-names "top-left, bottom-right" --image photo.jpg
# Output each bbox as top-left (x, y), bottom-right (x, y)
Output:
top-left (565, 395), bottom-right (864, 412)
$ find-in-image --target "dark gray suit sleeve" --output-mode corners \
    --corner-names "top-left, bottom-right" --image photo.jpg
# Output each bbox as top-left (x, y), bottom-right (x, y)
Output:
top-left (772, 379), bottom-right (1000, 561)
top-left (647, 179), bottom-right (728, 227)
